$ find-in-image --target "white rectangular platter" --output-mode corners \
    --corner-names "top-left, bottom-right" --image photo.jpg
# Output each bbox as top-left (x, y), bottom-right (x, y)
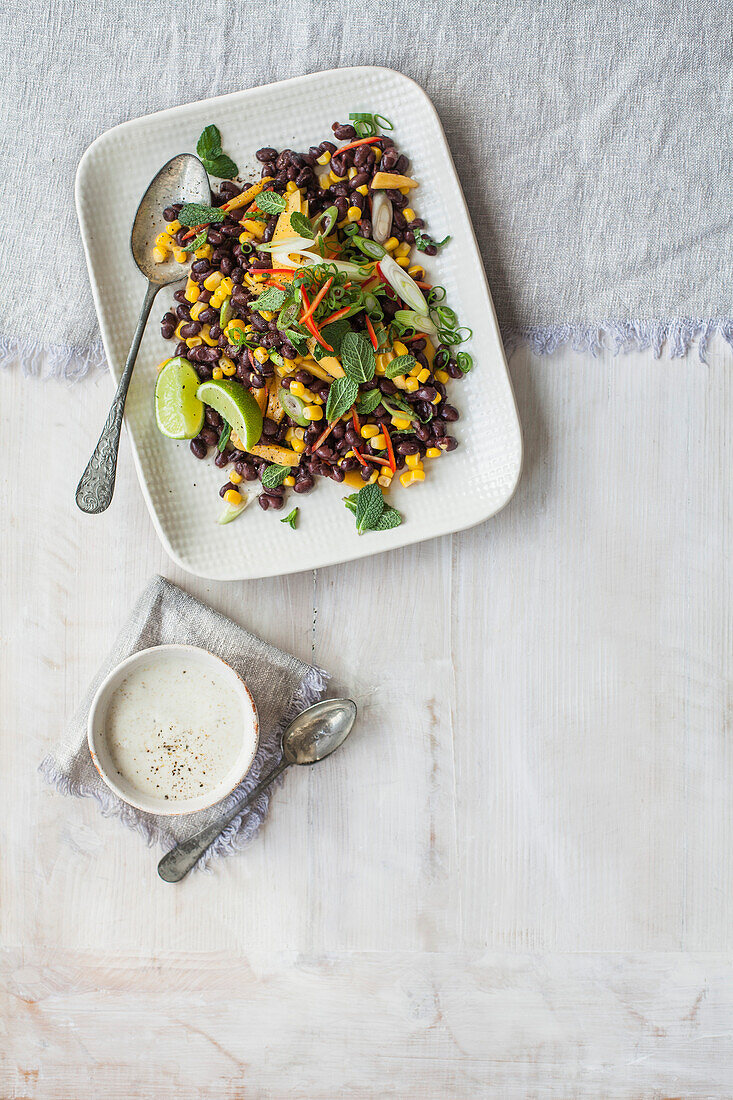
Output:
top-left (76, 66), bottom-right (522, 579)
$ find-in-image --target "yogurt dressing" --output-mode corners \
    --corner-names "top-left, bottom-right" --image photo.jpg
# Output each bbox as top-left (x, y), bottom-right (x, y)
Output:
top-left (103, 650), bottom-right (249, 802)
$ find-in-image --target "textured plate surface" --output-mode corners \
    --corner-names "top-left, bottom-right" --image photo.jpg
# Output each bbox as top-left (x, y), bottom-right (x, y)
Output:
top-left (76, 67), bottom-right (522, 579)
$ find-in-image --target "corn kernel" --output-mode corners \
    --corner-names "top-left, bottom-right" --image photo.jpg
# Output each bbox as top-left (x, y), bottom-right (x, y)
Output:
top-left (220, 277), bottom-right (234, 295)
top-left (392, 374), bottom-right (408, 390)
top-left (244, 324), bottom-right (254, 333)
top-left (403, 208), bottom-right (416, 223)
top-left (403, 377), bottom-right (419, 392)
top-left (316, 150), bottom-right (332, 165)
top-left (185, 336), bottom-right (202, 348)
top-left (190, 301), bottom-right (205, 321)
top-left (368, 470), bottom-right (379, 484)
top-left (373, 147), bottom-right (382, 161)
top-left (174, 321), bottom-right (186, 339)
top-left (361, 424), bottom-right (379, 439)
top-left (395, 256), bottom-right (410, 267)
top-left (152, 246), bottom-right (167, 263)
top-left (291, 438), bottom-right (306, 454)
top-left (204, 272), bottom-right (223, 291)
top-left (229, 470), bottom-right (243, 484)
top-left (284, 475), bottom-right (296, 487)
top-left (426, 447), bottom-right (441, 459)
top-left (406, 454), bottom-right (422, 469)
top-left (320, 176), bottom-right (331, 191)
top-left (184, 279), bottom-right (200, 303)
top-left (432, 393), bottom-right (442, 404)
top-left (173, 249), bottom-right (188, 264)
top-left (290, 380), bottom-right (306, 397)
top-left (399, 186), bottom-right (410, 196)
top-left (330, 170), bottom-right (346, 183)
top-left (286, 180), bottom-right (298, 193)
top-left (346, 206), bottom-right (361, 222)
top-left (225, 320), bottom-right (246, 341)
top-left (408, 265), bottom-right (424, 279)
top-left (259, 310), bottom-right (276, 321)
top-left (243, 220), bottom-right (263, 237)
top-left (155, 231), bottom-right (174, 249)
top-left (356, 184), bottom-right (369, 196)
top-left (395, 242), bottom-right (411, 257)
top-left (195, 243), bottom-right (213, 260)
top-left (378, 473), bottom-right (393, 487)
top-left (400, 469), bottom-right (425, 487)
top-left (224, 489), bottom-right (243, 505)
top-left (200, 325), bottom-right (217, 347)
top-left (167, 219), bottom-right (182, 234)
top-left (345, 450), bottom-right (355, 459)
top-left (254, 347), bottom-right (269, 364)
top-left (348, 167), bottom-right (358, 179)
top-left (392, 340), bottom-right (409, 356)
top-left (409, 362), bottom-right (422, 377)
top-left (435, 369), bottom-right (450, 384)
top-left (417, 368), bottom-right (430, 383)
top-left (239, 230), bottom-right (253, 244)
top-left (221, 359), bottom-right (237, 377)
top-left (212, 366), bottom-right (224, 380)
top-left (384, 236), bottom-right (399, 252)
top-left (304, 405), bottom-right (323, 421)
top-left (372, 434), bottom-right (386, 449)
top-left (392, 416), bottom-right (411, 430)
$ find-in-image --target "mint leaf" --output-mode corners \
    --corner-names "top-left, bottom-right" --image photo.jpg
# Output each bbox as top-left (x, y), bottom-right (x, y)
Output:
top-left (341, 331), bottom-right (375, 384)
top-left (252, 288), bottom-right (287, 312)
top-left (179, 203), bottom-right (227, 227)
top-left (186, 230), bottom-right (208, 251)
top-left (355, 483), bottom-right (385, 534)
top-left (320, 318), bottom-right (351, 355)
top-left (281, 327), bottom-right (309, 353)
top-left (325, 375), bottom-right (358, 422)
top-left (197, 125), bottom-right (222, 162)
top-left (217, 423), bottom-right (231, 453)
top-left (207, 153), bottom-right (238, 180)
top-left (277, 301), bottom-right (300, 329)
top-left (343, 493), bottom-right (359, 515)
top-left (261, 463), bottom-right (290, 489)
top-left (290, 212), bottom-right (315, 238)
top-left (384, 354), bottom-right (417, 379)
top-left (280, 507), bottom-right (299, 528)
top-left (255, 190), bottom-right (287, 215)
top-left (373, 506), bottom-right (402, 530)
top-left (355, 388), bottom-right (382, 416)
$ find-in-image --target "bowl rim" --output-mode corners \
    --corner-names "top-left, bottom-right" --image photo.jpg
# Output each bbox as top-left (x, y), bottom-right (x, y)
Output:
top-left (87, 643), bottom-right (260, 816)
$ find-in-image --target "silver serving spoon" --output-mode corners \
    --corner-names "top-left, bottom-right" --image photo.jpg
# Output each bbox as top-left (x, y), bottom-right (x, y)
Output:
top-left (76, 153), bottom-right (210, 514)
top-left (157, 698), bottom-right (357, 882)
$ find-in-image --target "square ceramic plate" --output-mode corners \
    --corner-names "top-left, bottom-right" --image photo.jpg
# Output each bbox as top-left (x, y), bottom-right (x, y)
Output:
top-left (76, 66), bottom-right (522, 579)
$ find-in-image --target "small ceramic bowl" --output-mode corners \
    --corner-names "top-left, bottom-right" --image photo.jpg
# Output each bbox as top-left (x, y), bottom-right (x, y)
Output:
top-left (87, 644), bottom-right (259, 815)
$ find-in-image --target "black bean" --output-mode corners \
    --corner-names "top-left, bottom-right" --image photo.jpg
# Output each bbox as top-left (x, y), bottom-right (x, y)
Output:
top-left (197, 307), bottom-right (216, 324)
top-left (397, 440), bottom-right (420, 455)
top-left (342, 456), bottom-right (360, 472)
top-left (296, 167), bottom-right (313, 188)
top-left (257, 147), bottom-right (278, 162)
top-left (350, 170), bottom-right (370, 188)
top-left (219, 481), bottom-right (235, 498)
top-left (210, 323), bottom-right (222, 340)
top-left (262, 165), bottom-right (275, 179)
top-left (263, 216), bottom-right (278, 243)
top-left (286, 165), bottom-right (299, 181)
top-left (334, 197), bottom-right (348, 218)
top-left (415, 424), bottom-right (431, 442)
top-left (173, 289), bottom-right (187, 303)
top-left (205, 407), bottom-right (222, 427)
top-left (190, 437), bottom-right (207, 459)
top-left (353, 145), bottom-right (371, 166)
top-left (379, 378), bottom-right (397, 395)
top-left (404, 230), bottom-right (415, 245)
top-left (191, 259), bottom-right (210, 276)
top-left (175, 341), bottom-right (188, 357)
top-left (281, 343), bottom-right (297, 359)
top-left (251, 373), bottom-right (265, 389)
top-left (200, 427), bottom-right (218, 447)
top-left (163, 206), bottom-right (178, 222)
top-left (409, 218), bottom-right (425, 229)
top-left (329, 465), bottom-right (345, 482)
top-left (258, 494), bottom-right (271, 510)
top-left (344, 427), bottom-right (360, 446)
top-left (214, 451), bottom-right (230, 469)
top-left (180, 322), bottom-right (201, 338)
top-left (360, 218), bottom-right (372, 238)
top-left (161, 321), bottom-right (175, 339)
top-left (416, 385), bottom-right (438, 402)
top-left (293, 475), bottom-right (315, 493)
top-left (207, 228), bottom-right (224, 246)
top-left (394, 154), bottom-right (410, 174)
top-left (380, 148), bottom-right (399, 170)
top-left (231, 267), bottom-right (244, 284)
top-left (261, 418), bottom-right (278, 437)
top-left (424, 244), bottom-right (438, 257)
top-left (220, 255), bottom-right (233, 275)
top-left (442, 404), bottom-right (459, 422)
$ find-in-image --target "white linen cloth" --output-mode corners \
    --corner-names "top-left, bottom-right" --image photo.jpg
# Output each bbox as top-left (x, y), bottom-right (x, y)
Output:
top-left (2, 0), bottom-right (732, 378)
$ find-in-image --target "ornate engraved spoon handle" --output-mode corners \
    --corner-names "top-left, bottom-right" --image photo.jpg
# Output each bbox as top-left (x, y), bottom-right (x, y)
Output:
top-left (76, 280), bottom-right (158, 514)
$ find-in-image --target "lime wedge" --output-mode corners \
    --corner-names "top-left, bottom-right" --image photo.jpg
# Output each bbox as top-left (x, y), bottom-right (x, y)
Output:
top-left (196, 379), bottom-right (264, 450)
top-left (155, 357), bottom-right (205, 439)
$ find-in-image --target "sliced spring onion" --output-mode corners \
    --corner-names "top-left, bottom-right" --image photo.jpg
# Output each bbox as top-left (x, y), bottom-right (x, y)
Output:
top-left (217, 495), bottom-right (252, 524)
top-left (371, 191), bottom-right (393, 244)
top-left (378, 254), bottom-right (429, 315)
top-left (312, 204), bottom-right (339, 236)
top-left (394, 309), bottom-right (438, 335)
top-left (351, 236), bottom-right (386, 260)
top-left (279, 388), bottom-right (309, 426)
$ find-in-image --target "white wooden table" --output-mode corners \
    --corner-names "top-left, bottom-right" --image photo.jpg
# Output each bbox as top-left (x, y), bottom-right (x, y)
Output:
top-left (2, 340), bottom-right (732, 1097)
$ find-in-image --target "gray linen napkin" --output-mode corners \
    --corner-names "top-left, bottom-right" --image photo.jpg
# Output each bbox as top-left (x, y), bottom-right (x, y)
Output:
top-left (39, 576), bottom-right (328, 867)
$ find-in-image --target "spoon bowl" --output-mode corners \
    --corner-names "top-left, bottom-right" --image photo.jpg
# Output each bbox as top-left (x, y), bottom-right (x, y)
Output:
top-left (131, 154), bottom-right (211, 285)
top-left (157, 697), bottom-right (358, 882)
top-left (283, 698), bottom-right (357, 765)
top-left (76, 153), bottom-right (210, 514)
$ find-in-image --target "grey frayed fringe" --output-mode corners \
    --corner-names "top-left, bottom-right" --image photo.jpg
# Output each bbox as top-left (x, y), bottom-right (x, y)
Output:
top-left (501, 318), bottom-right (733, 364)
top-left (38, 664), bottom-right (329, 870)
top-left (3, 319), bottom-right (733, 381)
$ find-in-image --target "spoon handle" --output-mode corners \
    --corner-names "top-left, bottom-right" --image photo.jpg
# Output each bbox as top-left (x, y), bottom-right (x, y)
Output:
top-left (76, 280), bottom-right (159, 514)
top-left (157, 758), bottom-right (290, 883)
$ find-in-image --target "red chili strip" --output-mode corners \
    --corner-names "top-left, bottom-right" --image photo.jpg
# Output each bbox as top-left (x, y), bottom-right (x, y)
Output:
top-left (365, 314), bottom-right (379, 350)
